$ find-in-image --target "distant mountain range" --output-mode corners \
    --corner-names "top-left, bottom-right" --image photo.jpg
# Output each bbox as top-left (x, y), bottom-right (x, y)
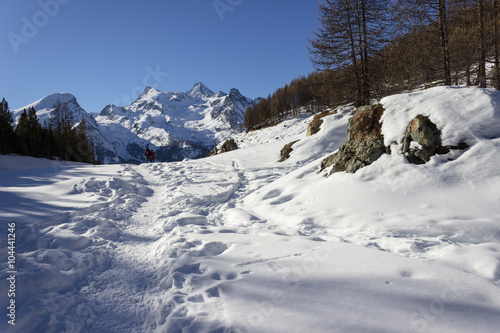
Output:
top-left (12, 82), bottom-right (258, 164)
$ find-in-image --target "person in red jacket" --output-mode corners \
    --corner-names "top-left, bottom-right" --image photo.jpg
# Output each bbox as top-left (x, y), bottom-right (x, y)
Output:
top-left (145, 146), bottom-right (151, 163)
top-left (150, 150), bottom-right (155, 163)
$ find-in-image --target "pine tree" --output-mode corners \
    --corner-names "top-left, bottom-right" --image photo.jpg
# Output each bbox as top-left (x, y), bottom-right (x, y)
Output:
top-left (15, 109), bottom-right (29, 155)
top-left (0, 98), bottom-right (16, 154)
top-left (50, 99), bottom-right (74, 160)
top-left (14, 107), bottom-right (42, 157)
top-left (74, 117), bottom-right (96, 163)
top-left (27, 107), bottom-right (42, 156)
top-left (43, 122), bottom-right (60, 159)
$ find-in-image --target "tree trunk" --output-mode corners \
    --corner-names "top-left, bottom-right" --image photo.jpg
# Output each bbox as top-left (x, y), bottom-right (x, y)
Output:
top-left (355, 0), bottom-right (370, 105)
top-left (361, 0), bottom-right (370, 104)
top-left (438, 0), bottom-right (451, 85)
top-left (345, 0), bottom-right (363, 105)
top-left (495, 0), bottom-right (500, 89)
top-left (477, 0), bottom-right (487, 88)
top-left (464, 0), bottom-right (472, 86)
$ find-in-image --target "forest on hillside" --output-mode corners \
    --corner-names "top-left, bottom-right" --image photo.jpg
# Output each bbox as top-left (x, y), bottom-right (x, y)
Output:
top-left (244, 0), bottom-right (500, 130)
top-left (0, 98), bottom-right (97, 164)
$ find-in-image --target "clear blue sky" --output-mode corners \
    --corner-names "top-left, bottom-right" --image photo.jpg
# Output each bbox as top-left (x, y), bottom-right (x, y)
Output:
top-left (0, 0), bottom-right (321, 113)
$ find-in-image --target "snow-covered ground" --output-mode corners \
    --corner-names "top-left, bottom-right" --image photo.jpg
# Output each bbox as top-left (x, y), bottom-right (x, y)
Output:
top-left (1, 86), bottom-right (499, 332)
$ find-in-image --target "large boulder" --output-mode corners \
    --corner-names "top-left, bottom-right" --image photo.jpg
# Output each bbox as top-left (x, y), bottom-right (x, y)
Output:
top-left (206, 138), bottom-right (238, 157)
top-left (307, 111), bottom-right (338, 136)
top-left (321, 104), bottom-right (387, 174)
top-left (402, 115), bottom-right (445, 164)
top-left (279, 140), bottom-right (300, 162)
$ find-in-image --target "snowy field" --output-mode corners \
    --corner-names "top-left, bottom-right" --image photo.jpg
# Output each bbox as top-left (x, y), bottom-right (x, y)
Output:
top-left (1, 86), bottom-right (500, 332)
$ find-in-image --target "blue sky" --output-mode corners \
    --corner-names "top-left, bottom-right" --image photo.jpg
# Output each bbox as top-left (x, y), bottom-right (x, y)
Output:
top-left (0, 0), bottom-right (321, 113)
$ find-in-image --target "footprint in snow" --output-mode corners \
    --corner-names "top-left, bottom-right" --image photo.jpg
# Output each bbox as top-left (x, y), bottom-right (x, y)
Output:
top-left (191, 242), bottom-right (228, 257)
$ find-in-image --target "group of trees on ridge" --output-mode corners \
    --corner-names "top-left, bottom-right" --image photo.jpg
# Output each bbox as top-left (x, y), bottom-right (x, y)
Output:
top-left (0, 97), bottom-right (97, 164)
top-left (245, 0), bottom-right (500, 130)
top-left (244, 76), bottom-right (316, 129)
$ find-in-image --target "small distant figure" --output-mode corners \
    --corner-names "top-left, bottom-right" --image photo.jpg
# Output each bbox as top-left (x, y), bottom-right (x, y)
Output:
top-left (150, 150), bottom-right (155, 163)
top-left (145, 146), bottom-right (151, 163)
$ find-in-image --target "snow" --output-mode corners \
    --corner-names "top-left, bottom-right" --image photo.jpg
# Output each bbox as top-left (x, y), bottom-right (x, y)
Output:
top-left (1, 86), bottom-right (500, 332)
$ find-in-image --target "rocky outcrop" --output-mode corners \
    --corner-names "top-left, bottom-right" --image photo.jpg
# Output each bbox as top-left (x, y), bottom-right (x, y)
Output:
top-left (279, 140), bottom-right (300, 162)
top-left (307, 112), bottom-right (333, 136)
top-left (402, 115), bottom-right (444, 164)
top-left (206, 138), bottom-right (238, 157)
top-left (320, 104), bottom-right (387, 174)
top-left (401, 115), bottom-right (468, 164)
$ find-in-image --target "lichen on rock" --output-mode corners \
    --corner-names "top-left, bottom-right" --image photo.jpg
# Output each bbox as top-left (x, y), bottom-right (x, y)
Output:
top-left (402, 115), bottom-right (449, 164)
top-left (320, 104), bottom-right (387, 174)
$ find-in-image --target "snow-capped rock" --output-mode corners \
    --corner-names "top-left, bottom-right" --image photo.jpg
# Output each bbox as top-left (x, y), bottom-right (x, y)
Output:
top-left (186, 82), bottom-right (215, 98)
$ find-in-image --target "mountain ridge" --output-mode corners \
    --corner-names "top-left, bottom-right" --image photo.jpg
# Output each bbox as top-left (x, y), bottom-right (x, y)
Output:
top-left (13, 82), bottom-right (258, 164)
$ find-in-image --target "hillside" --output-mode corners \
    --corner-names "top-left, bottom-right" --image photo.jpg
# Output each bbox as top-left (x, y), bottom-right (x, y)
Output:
top-left (1, 86), bottom-right (499, 332)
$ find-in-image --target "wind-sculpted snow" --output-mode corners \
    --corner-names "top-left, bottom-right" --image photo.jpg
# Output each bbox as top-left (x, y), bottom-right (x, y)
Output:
top-left (1, 87), bottom-right (500, 332)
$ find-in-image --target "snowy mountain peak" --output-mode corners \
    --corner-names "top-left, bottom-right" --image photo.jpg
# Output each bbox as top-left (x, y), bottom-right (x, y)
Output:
top-left (142, 85), bottom-right (159, 95)
top-left (12, 92), bottom-right (79, 124)
top-left (215, 91), bottom-right (228, 97)
top-left (229, 88), bottom-right (242, 98)
top-left (135, 86), bottom-right (162, 102)
top-left (186, 82), bottom-right (215, 98)
top-left (30, 92), bottom-right (77, 109)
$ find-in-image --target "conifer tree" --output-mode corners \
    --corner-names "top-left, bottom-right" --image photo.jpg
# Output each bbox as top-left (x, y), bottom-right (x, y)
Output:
top-left (0, 98), bottom-right (16, 154)
top-left (27, 106), bottom-right (42, 156)
top-left (15, 109), bottom-right (29, 155)
top-left (74, 117), bottom-right (96, 163)
top-left (15, 107), bottom-right (42, 156)
top-left (50, 99), bottom-right (74, 160)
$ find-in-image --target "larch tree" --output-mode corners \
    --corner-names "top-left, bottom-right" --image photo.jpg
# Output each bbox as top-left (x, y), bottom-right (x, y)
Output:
top-left (309, 0), bottom-right (389, 106)
top-left (494, 0), bottom-right (500, 89)
top-left (477, 0), bottom-right (487, 87)
top-left (394, 0), bottom-right (452, 85)
top-left (449, 0), bottom-right (476, 85)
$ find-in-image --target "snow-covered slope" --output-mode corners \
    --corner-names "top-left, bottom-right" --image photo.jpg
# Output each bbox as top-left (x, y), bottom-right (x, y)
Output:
top-left (1, 86), bottom-right (499, 332)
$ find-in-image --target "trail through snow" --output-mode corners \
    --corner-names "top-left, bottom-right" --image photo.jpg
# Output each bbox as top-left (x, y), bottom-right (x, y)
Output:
top-left (2, 87), bottom-right (500, 332)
